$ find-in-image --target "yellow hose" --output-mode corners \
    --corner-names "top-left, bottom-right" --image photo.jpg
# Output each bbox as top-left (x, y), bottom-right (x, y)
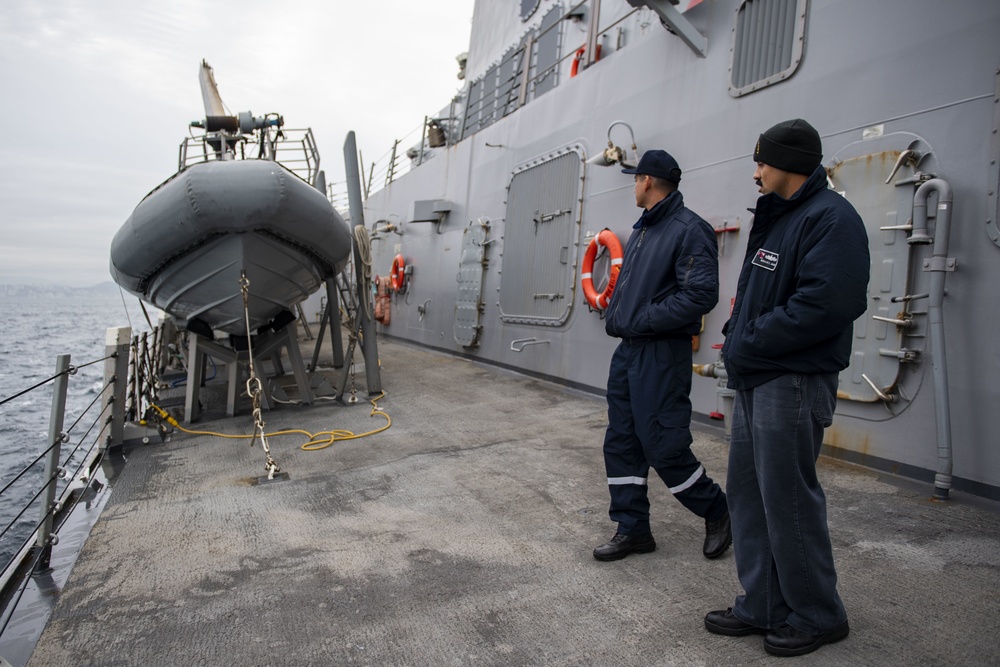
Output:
top-left (148, 392), bottom-right (390, 452)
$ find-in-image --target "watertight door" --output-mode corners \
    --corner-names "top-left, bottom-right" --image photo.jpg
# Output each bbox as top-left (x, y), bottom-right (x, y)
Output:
top-left (827, 132), bottom-right (933, 406)
top-left (498, 148), bottom-right (583, 326)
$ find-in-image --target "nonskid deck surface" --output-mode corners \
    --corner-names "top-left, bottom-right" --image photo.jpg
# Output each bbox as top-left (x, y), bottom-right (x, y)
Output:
top-left (27, 335), bottom-right (1000, 666)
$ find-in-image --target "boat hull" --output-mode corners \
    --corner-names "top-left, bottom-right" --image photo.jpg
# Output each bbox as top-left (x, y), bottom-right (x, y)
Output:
top-left (110, 159), bottom-right (352, 334)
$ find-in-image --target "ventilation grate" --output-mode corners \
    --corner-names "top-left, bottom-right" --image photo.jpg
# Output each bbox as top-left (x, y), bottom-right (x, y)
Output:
top-left (729, 0), bottom-right (808, 97)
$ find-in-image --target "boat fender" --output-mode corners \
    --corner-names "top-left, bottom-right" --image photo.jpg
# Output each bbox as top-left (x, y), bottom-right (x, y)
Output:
top-left (186, 318), bottom-right (215, 340)
top-left (390, 254), bottom-right (407, 293)
top-left (570, 44), bottom-right (602, 78)
top-left (270, 309), bottom-right (296, 332)
top-left (374, 275), bottom-right (392, 324)
top-left (581, 229), bottom-right (623, 312)
top-left (229, 334), bottom-right (253, 352)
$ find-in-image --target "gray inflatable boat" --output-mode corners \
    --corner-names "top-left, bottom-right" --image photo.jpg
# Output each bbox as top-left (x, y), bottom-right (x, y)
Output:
top-left (109, 61), bottom-right (352, 336)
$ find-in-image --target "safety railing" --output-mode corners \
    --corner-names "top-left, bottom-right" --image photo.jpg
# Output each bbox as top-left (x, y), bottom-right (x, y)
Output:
top-left (361, 0), bottom-right (642, 199)
top-left (178, 127), bottom-right (323, 188)
top-left (355, 117), bottom-right (437, 200)
top-left (0, 325), bottom-right (163, 638)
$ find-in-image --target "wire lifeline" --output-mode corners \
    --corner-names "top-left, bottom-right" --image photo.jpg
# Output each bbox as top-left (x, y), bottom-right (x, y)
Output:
top-left (0, 367), bottom-right (76, 408)
top-left (0, 353), bottom-right (115, 408)
top-left (0, 444), bottom-right (108, 639)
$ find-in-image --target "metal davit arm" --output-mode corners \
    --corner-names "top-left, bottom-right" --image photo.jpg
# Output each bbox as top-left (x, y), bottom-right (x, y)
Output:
top-left (343, 131), bottom-right (382, 395)
top-left (625, 0), bottom-right (707, 57)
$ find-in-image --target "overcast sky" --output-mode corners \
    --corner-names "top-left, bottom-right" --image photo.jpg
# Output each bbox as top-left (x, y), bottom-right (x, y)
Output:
top-left (0, 0), bottom-right (475, 287)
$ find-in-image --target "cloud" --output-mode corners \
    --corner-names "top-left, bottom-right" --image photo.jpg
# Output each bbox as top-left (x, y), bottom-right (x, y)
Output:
top-left (0, 0), bottom-right (474, 286)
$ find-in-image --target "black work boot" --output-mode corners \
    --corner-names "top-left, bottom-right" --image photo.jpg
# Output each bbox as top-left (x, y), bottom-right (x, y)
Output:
top-left (703, 510), bottom-right (732, 559)
top-left (593, 532), bottom-right (656, 561)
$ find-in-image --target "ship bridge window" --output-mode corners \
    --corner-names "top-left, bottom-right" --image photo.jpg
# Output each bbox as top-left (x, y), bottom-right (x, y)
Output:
top-left (462, 44), bottom-right (527, 140)
top-left (728, 0), bottom-right (808, 97)
top-left (479, 63), bottom-right (500, 131)
top-left (531, 5), bottom-right (563, 99)
top-left (460, 6), bottom-right (561, 141)
top-left (498, 42), bottom-right (527, 118)
top-left (521, 0), bottom-right (540, 22)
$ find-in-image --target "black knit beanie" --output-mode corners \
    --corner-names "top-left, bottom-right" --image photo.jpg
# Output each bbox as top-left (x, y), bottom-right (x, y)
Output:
top-left (753, 119), bottom-right (822, 175)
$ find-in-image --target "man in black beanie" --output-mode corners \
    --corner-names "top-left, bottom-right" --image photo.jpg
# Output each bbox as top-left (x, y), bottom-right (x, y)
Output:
top-left (704, 119), bottom-right (870, 656)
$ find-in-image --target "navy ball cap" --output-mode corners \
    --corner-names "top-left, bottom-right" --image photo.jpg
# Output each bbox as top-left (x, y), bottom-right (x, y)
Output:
top-left (621, 149), bottom-right (682, 184)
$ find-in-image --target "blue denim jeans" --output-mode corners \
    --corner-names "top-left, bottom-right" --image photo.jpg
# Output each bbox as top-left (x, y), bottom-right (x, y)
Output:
top-left (603, 339), bottom-right (727, 535)
top-left (728, 373), bottom-right (847, 633)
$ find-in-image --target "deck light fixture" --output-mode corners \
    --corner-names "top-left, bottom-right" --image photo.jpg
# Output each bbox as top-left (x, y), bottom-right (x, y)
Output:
top-left (587, 120), bottom-right (639, 168)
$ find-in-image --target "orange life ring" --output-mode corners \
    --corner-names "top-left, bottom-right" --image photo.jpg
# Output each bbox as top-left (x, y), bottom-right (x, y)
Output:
top-left (570, 44), bottom-right (602, 77)
top-left (390, 254), bottom-right (406, 292)
top-left (581, 229), bottom-right (623, 311)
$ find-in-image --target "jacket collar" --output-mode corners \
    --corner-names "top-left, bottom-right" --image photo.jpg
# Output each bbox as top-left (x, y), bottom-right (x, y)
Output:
top-left (633, 190), bottom-right (684, 229)
top-left (751, 165), bottom-right (828, 223)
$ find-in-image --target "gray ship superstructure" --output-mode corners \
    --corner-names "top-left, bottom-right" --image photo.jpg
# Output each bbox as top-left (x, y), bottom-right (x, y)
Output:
top-left (361, 0), bottom-right (1000, 501)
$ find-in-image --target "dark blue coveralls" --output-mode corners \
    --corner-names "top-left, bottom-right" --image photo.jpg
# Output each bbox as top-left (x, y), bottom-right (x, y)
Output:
top-left (603, 191), bottom-right (728, 536)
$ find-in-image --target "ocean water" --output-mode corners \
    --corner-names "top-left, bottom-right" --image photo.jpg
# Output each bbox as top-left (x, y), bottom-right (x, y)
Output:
top-left (0, 292), bottom-right (152, 569)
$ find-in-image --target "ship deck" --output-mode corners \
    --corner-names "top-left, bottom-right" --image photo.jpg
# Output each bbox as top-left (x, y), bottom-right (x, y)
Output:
top-left (18, 332), bottom-right (1000, 666)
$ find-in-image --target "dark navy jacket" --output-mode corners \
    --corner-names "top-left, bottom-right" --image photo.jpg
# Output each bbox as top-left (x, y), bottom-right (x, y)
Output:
top-left (722, 166), bottom-right (870, 390)
top-left (605, 191), bottom-right (719, 340)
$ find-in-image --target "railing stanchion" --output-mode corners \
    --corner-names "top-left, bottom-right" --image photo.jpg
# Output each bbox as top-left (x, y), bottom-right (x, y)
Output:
top-left (104, 327), bottom-right (132, 450)
top-left (34, 354), bottom-right (70, 574)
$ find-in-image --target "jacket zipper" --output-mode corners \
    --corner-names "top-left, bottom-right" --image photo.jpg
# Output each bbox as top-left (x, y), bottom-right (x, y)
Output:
top-left (609, 226), bottom-right (646, 323)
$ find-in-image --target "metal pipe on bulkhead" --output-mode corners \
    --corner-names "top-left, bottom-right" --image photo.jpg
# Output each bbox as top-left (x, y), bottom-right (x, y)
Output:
top-left (912, 179), bottom-right (955, 500)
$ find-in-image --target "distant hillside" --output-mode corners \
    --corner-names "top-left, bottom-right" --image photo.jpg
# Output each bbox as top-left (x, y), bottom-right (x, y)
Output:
top-left (0, 282), bottom-right (123, 299)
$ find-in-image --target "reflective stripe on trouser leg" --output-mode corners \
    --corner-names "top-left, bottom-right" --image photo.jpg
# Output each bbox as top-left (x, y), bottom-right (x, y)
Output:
top-left (632, 340), bottom-right (726, 519)
top-left (667, 465), bottom-right (704, 494)
top-left (607, 476), bottom-right (648, 486)
top-left (603, 343), bottom-right (652, 535)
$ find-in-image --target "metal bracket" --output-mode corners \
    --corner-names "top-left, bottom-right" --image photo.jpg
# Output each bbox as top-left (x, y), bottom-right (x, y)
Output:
top-left (879, 348), bottom-right (921, 363)
top-left (872, 314), bottom-right (914, 329)
top-left (533, 209), bottom-right (571, 224)
top-left (510, 338), bottom-right (551, 352)
top-left (884, 149), bottom-right (923, 184)
top-left (922, 257), bottom-right (956, 272)
top-left (890, 293), bottom-right (928, 303)
top-left (861, 373), bottom-right (896, 403)
top-left (625, 0), bottom-right (707, 57)
top-left (891, 171), bottom-right (936, 188)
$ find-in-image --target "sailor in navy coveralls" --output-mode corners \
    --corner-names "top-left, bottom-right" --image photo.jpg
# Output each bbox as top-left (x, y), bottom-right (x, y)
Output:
top-left (594, 150), bottom-right (732, 562)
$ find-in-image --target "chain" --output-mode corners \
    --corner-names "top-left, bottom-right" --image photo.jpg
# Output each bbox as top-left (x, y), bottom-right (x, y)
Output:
top-left (240, 271), bottom-right (280, 479)
top-left (348, 359), bottom-right (359, 404)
